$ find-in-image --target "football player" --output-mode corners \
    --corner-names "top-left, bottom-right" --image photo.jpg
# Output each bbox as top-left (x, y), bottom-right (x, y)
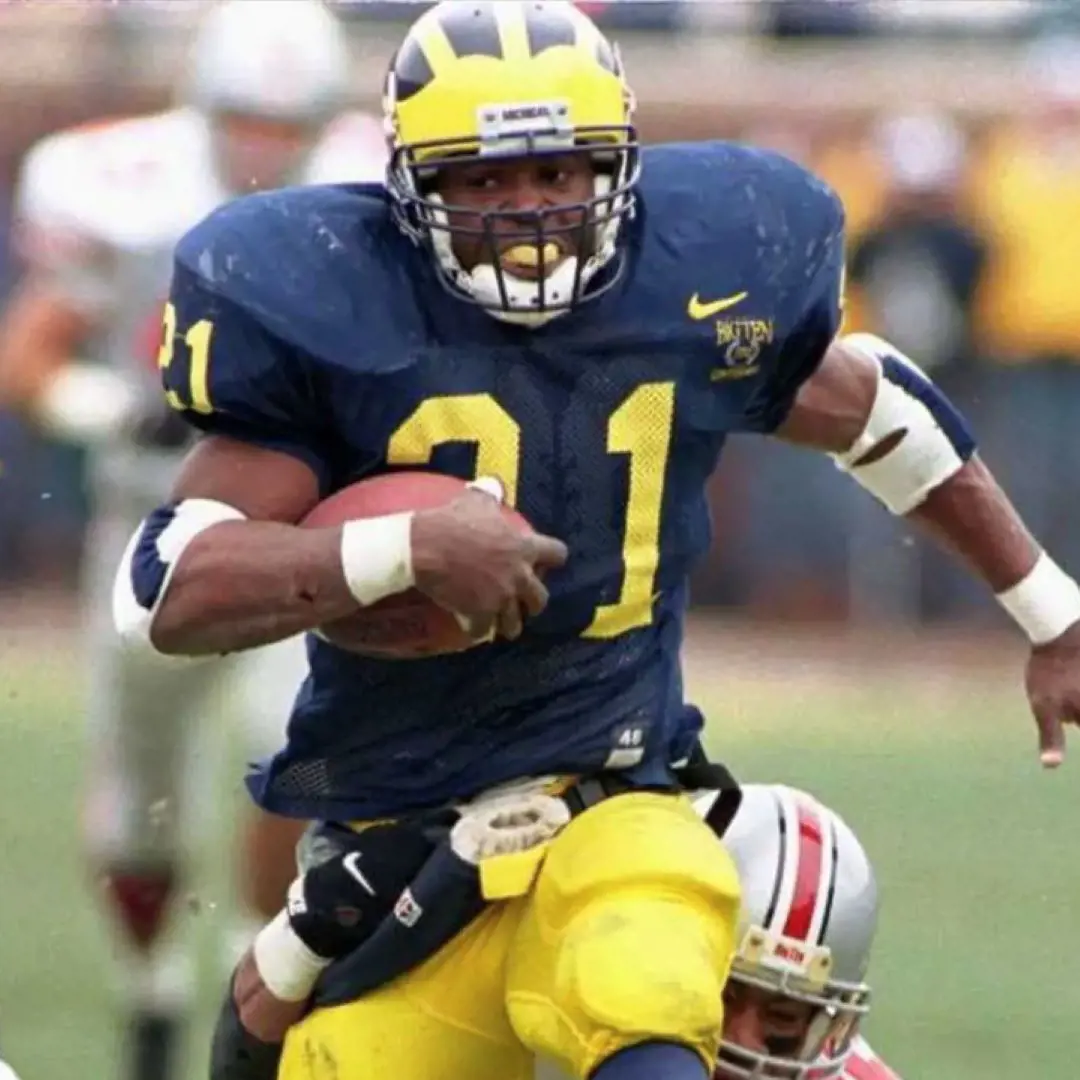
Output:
top-left (114, 2), bottom-right (1080, 1078)
top-left (207, 782), bottom-right (899, 1080)
top-left (0, 3), bottom-right (384, 1079)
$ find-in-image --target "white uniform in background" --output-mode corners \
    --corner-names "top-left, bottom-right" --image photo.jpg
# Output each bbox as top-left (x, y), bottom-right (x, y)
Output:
top-left (7, 3), bottom-right (385, 1078)
top-left (16, 100), bottom-right (385, 862)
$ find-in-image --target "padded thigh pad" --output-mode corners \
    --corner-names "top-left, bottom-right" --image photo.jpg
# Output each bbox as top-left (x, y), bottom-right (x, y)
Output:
top-left (505, 792), bottom-right (741, 1078)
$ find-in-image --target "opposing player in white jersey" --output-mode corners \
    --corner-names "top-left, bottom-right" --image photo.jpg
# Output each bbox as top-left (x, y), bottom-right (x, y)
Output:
top-left (0, 3), bottom-right (385, 1079)
top-left (209, 782), bottom-right (901, 1080)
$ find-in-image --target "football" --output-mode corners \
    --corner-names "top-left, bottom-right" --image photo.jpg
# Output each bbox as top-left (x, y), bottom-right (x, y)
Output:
top-left (301, 471), bottom-right (532, 659)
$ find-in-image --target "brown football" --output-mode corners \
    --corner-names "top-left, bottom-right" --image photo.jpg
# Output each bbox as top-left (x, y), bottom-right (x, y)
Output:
top-left (301, 471), bottom-right (531, 659)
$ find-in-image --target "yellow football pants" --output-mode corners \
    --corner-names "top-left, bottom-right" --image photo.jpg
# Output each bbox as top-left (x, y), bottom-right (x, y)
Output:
top-left (278, 791), bottom-right (741, 1080)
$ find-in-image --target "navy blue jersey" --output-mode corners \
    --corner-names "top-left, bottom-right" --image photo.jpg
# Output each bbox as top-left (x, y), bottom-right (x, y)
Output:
top-left (163, 141), bottom-right (845, 820)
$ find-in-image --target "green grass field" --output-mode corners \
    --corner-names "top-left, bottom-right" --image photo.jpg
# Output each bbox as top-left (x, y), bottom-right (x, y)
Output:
top-left (1, 625), bottom-right (1077, 1079)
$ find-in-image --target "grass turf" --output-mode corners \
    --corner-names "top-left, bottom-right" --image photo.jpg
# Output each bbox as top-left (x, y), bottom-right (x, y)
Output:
top-left (1, 632), bottom-right (1076, 1079)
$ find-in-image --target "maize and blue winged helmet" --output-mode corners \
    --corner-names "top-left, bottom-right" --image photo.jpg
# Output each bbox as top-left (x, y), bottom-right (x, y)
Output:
top-left (383, 0), bottom-right (640, 326)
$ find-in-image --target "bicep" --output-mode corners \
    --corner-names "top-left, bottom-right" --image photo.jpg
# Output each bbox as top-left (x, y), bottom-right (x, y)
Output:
top-left (772, 337), bottom-right (879, 454)
top-left (170, 436), bottom-right (321, 523)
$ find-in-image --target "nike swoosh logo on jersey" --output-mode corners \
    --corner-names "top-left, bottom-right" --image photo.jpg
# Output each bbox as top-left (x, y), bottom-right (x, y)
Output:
top-left (687, 291), bottom-right (749, 320)
top-left (342, 852), bottom-right (376, 897)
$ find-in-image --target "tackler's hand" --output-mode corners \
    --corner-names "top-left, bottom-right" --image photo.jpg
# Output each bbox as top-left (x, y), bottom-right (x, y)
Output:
top-left (411, 476), bottom-right (568, 641)
top-left (1025, 620), bottom-right (1080, 768)
top-left (285, 823), bottom-right (434, 960)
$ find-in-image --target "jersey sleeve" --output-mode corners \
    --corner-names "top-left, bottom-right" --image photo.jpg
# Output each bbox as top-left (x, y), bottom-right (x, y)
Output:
top-left (732, 175), bottom-right (846, 434)
top-left (11, 135), bottom-right (120, 317)
top-left (163, 255), bottom-right (336, 492)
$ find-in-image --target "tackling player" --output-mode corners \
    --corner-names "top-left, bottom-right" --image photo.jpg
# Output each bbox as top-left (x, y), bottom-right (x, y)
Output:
top-left (114, 2), bottom-right (1080, 1078)
top-left (207, 782), bottom-right (900, 1080)
top-left (0, 3), bottom-right (384, 1079)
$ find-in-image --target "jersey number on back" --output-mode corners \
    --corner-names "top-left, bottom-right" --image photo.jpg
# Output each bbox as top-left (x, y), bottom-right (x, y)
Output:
top-left (388, 386), bottom-right (676, 639)
top-left (158, 301), bottom-right (214, 415)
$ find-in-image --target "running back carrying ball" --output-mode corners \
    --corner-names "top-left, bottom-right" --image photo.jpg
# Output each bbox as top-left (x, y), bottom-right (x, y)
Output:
top-left (302, 472), bottom-right (534, 658)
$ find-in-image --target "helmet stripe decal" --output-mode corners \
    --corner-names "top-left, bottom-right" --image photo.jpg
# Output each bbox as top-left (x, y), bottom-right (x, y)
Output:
top-left (814, 819), bottom-right (841, 946)
top-left (760, 791), bottom-right (788, 930)
top-left (781, 800), bottom-right (824, 941)
top-left (493, 2), bottom-right (530, 63)
top-left (438, 1), bottom-right (503, 61)
top-left (594, 34), bottom-right (618, 74)
top-left (523, 3), bottom-right (577, 56)
top-left (414, 19), bottom-right (458, 81)
top-left (391, 39), bottom-right (435, 103)
top-left (575, 14), bottom-right (619, 73)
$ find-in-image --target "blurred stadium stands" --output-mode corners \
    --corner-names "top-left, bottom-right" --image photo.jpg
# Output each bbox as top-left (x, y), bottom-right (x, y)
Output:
top-left (3, 0), bottom-right (1080, 626)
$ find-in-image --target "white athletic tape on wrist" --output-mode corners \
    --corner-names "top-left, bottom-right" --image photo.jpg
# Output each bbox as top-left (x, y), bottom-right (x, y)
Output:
top-left (338, 476), bottom-right (504, 610)
top-left (113, 498), bottom-right (246, 657)
top-left (339, 513), bottom-right (415, 606)
top-left (831, 334), bottom-right (972, 515)
top-left (252, 910), bottom-right (330, 1003)
top-left (35, 362), bottom-right (141, 444)
top-left (996, 553), bottom-right (1080, 645)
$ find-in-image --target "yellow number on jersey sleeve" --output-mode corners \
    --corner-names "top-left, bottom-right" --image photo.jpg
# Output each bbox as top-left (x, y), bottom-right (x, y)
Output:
top-left (157, 300), bottom-right (214, 415)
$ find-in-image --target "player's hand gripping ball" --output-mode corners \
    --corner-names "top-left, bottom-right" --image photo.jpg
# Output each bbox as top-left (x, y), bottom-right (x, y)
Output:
top-left (303, 472), bottom-right (563, 658)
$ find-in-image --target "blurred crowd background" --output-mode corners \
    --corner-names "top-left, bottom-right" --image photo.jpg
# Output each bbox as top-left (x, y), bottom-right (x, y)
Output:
top-left (2, 0), bottom-right (1080, 628)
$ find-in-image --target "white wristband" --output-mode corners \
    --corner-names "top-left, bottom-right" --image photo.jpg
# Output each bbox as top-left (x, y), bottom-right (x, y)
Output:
top-left (339, 512), bottom-right (416, 606)
top-left (996, 553), bottom-right (1080, 645)
top-left (252, 911), bottom-right (330, 1002)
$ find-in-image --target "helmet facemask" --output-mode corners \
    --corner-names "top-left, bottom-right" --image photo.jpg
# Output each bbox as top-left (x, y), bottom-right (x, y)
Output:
top-left (716, 932), bottom-right (872, 1080)
top-left (386, 89), bottom-right (639, 327)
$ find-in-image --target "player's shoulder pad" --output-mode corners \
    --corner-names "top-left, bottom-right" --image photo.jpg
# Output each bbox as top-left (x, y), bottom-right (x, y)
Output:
top-left (639, 140), bottom-right (845, 308)
top-left (173, 182), bottom-right (416, 373)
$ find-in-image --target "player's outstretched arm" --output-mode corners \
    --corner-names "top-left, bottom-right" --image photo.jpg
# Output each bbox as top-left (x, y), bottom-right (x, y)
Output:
top-left (775, 332), bottom-right (1080, 765)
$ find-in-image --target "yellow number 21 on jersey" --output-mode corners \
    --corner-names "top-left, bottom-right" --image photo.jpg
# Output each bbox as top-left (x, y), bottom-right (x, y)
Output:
top-left (389, 383), bottom-right (676, 640)
top-left (158, 300), bottom-right (214, 415)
